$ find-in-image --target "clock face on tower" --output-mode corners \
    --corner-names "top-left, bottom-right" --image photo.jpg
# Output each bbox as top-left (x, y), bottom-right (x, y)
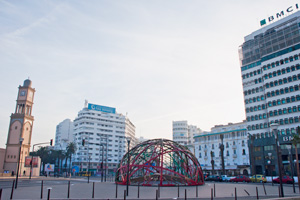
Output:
top-left (20, 91), bottom-right (26, 96)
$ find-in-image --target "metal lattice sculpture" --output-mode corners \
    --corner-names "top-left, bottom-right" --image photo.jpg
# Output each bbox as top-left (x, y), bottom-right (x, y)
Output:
top-left (115, 139), bottom-right (204, 186)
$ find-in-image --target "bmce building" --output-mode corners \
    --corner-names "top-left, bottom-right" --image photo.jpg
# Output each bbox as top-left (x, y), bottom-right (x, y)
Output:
top-left (240, 8), bottom-right (300, 176)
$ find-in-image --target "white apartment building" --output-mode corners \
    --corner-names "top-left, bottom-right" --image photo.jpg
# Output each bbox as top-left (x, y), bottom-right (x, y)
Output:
top-left (172, 121), bottom-right (202, 147)
top-left (194, 121), bottom-right (250, 176)
top-left (72, 103), bottom-right (135, 175)
top-left (54, 119), bottom-right (74, 151)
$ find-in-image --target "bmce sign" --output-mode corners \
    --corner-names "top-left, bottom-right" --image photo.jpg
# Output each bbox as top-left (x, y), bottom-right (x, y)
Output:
top-left (260, 4), bottom-right (299, 26)
top-left (88, 103), bottom-right (116, 114)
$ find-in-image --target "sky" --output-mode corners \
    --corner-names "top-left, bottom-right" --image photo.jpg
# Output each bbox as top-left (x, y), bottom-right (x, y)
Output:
top-left (0, 0), bottom-right (298, 148)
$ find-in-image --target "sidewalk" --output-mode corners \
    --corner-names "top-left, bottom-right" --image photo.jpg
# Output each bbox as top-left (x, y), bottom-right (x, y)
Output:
top-left (1, 178), bottom-right (300, 200)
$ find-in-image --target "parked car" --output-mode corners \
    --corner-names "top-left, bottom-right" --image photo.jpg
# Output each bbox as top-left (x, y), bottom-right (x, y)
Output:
top-left (205, 175), bottom-right (222, 182)
top-left (221, 175), bottom-right (232, 182)
top-left (203, 173), bottom-right (210, 179)
top-left (250, 174), bottom-right (267, 183)
top-left (272, 175), bottom-right (294, 184)
top-left (229, 175), bottom-right (251, 183)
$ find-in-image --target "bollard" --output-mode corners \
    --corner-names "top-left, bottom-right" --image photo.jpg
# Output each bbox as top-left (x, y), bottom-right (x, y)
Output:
top-left (47, 188), bottom-right (51, 200)
top-left (116, 183), bottom-right (118, 198)
top-left (244, 189), bottom-right (250, 196)
top-left (41, 180), bottom-right (43, 199)
top-left (0, 188), bottom-right (2, 200)
top-left (158, 184), bottom-right (160, 198)
top-left (278, 186), bottom-right (280, 197)
top-left (256, 187), bottom-right (259, 199)
top-left (92, 182), bottom-right (95, 198)
top-left (177, 184), bottom-right (179, 197)
top-left (211, 188), bottom-right (213, 200)
top-left (235, 187), bottom-right (237, 200)
top-left (124, 190), bottom-right (126, 200)
top-left (214, 183), bottom-right (216, 197)
top-left (10, 180), bottom-right (15, 200)
top-left (196, 185), bottom-right (198, 197)
top-left (185, 189), bottom-right (187, 200)
top-left (137, 184), bottom-right (140, 198)
top-left (67, 181), bottom-right (70, 198)
top-left (156, 190), bottom-right (158, 200)
top-left (262, 182), bottom-right (266, 195)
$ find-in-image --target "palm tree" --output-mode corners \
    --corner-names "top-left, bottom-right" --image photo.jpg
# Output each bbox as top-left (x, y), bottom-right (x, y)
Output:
top-left (66, 142), bottom-right (77, 175)
top-left (35, 147), bottom-right (49, 174)
top-left (292, 132), bottom-right (300, 192)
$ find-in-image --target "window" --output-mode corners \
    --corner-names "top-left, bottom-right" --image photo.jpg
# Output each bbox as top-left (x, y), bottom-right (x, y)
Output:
top-left (254, 147), bottom-right (261, 151)
top-left (242, 149), bottom-right (246, 155)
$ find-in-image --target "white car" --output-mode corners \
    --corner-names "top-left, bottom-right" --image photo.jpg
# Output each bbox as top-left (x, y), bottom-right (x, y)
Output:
top-left (221, 175), bottom-right (232, 182)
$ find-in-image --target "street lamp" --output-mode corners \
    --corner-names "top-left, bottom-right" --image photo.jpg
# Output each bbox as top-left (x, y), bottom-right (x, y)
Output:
top-left (101, 143), bottom-right (104, 182)
top-left (126, 137), bottom-right (131, 196)
top-left (15, 137), bottom-right (24, 189)
top-left (271, 122), bottom-right (284, 197)
top-left (88, 155), bottom-right (91, 183)
top-left (287, 145), bottom-right (296, 193)
top-left (267, 153), bottom-right (273, 186)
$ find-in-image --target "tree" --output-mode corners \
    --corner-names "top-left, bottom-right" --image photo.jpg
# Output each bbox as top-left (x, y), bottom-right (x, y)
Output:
top-left (292, 127), bottom-right (300, 192)
top-left (66, 142), bottom-right (77, 175)
top-left (35, 147), bottom-right (49, 174)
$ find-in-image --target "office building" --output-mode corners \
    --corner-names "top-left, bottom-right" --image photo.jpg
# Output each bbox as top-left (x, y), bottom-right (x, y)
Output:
top-left (239, 9), bottom-right (300, 175)
top-left (172, 121), bottom-right (202, 147)
top-left (72, 102), bottom-right (136, 175)
top-left (54, 119), bottom-right (74, 151)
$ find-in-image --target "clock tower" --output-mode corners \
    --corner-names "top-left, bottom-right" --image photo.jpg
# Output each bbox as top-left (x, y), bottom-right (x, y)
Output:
top-left (3, 79), bottom-right (35, 175)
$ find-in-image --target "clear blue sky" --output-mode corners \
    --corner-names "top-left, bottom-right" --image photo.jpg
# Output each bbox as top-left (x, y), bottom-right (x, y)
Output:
top-left (0, 0), bottom-right (297, 148)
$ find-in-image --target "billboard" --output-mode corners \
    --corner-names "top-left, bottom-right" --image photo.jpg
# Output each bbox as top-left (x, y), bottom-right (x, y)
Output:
top-left (88, 103), bottom-right (116, 114)
top-left (44, 164), bottom-right (55, 172)
top-left (25, 156), bottom-right (38, 168)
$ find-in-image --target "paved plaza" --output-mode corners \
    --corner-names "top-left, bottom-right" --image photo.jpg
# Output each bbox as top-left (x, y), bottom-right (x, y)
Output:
top-left (1, 176), bottom-right (300, 200)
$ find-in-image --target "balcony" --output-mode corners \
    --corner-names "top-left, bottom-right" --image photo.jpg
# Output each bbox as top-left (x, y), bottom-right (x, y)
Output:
top-left (233, 154), bottom-right (237, 158)
top-left (204, 147), bottom-right (208, 152)
top-left (232, 145), bottom-right (237, 149)
top-left (204, 156), bottom-right (208, 160)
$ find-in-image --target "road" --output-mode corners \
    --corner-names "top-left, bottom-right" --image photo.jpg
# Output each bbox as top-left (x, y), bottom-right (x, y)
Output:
top-left (1, 176), bottom-right (300, 200)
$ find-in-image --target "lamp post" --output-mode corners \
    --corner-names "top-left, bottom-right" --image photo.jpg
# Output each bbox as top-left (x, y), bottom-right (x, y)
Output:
top-left (101, 143), bottom-right (104, 182)
top-left (267, 153), bottom-right (273, 186)
top-left (88, 155), bottom-right (91, 183)
top-left (271, 122), bottom-right (284, 197)
top-left (287, 145), bottom-right (296, 193)
top-left (126, 137), bottom-right (131, 196)
top-left (248, 133), bottom-right (256, 182)
top-left (15, 137), bottom-right (24, 189)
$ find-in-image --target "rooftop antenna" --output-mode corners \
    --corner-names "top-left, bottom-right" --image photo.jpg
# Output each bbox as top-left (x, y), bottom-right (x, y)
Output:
top-left (84, 99), bottom-right (88, 108)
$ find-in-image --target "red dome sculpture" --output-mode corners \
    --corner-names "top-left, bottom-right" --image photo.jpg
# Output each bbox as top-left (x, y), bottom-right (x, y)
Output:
top-left (115, 139), bottom-right (204, 186)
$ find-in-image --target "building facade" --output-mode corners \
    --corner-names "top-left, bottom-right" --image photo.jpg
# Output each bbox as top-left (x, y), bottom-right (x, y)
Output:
top-left (54, 119), bottom-right (74, 151)
top-left (194, 121), bottom-right (249, 176)
top-left (3, 79), bottom-right (35, 175)
top-left (172, 121), bottom-right (202, 147)
top-left (239, 10), bottom-right (300, 176)
top-left (72, 103), bottom-right (136, 176)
